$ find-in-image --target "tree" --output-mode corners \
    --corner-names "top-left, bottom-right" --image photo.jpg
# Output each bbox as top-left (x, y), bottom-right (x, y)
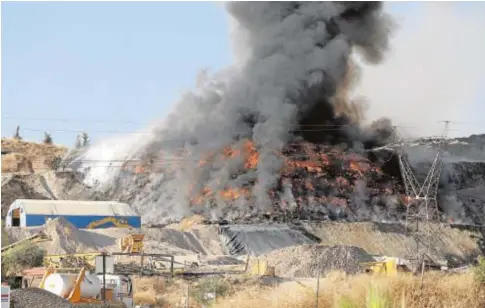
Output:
top-left (75, 134), bottom-right (82, 149)
top-left (1, 242), bottom-right (45, 276)
top-left (13, 125), bottom-right (22, 140)
top-left (81, 132), bottom-right (90, 147)
top-left (43, 132), bottom-right (53, 144)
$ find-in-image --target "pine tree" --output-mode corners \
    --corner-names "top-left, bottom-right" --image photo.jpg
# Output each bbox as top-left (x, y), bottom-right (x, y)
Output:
top-left (81, 132), bottom-right (90, 147)
top-left (43, 132), bottom-right (53, 144)
top-left (13, 125), bottom-right (22, 140)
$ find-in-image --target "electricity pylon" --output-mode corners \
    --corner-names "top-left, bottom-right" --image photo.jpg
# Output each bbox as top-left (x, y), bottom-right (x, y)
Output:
top-left (373, 122), bottom-right (450, 269)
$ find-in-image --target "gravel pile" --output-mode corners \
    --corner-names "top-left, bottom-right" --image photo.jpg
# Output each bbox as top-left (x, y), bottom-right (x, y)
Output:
top-left (11, 288), bottom-right (73, 308)
top-left (10, 288), bottom-right (127, 308)
top-left (41, 217), bottom-right (111, 254)
top-left (261, 244), bottom-right (375, 278)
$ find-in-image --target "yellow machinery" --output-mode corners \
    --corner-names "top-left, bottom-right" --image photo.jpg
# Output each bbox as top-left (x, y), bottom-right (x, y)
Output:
top-left (43, 253), bottom-right (101, 269)
top-left (39, 266), bottom-right (101, 304)
top-left (38, 266), bottom-right (134, 307)
top-left (86, 217), bottom-right (131, 229)
top-left (361, 257), bottom-right (408, 276)
top-left (118, 234), bottom-right (145, 253)
top-left (249, 259), bottom-right (276, 277)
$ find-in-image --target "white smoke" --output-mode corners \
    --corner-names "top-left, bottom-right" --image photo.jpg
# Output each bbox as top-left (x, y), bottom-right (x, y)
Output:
top-left (355, 2), bottom-right (485, 138)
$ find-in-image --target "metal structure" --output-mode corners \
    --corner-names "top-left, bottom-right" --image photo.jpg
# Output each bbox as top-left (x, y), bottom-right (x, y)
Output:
top-left (1, 231), bottom-right (51, 253)
top-left (374, 122), bottom-right (450, 270)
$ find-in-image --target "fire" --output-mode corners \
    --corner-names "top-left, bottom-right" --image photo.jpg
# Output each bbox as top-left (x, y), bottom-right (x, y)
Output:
top-left (349, 161), bottom-right (364, 174)
top-left (191, 186), bottom-right (250, 205)
top-left (243, 140), bottom-right (259, 169)
top-left (304, 181), bottom-right (315, 191)
top-left (219, 187), bottom-right (250, 200)
top-left (223, 146), bottom-right (240, 158)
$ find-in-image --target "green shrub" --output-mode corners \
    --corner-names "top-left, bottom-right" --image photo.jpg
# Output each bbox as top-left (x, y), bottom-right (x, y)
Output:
top-left (192, 277), bottom-right (230, 306)
top-left (473, 255), bottom-right (485, 285)
top-left (337, 295), bottom-right (358, 308)
top-left (367, 285), bottom-right (390, 308)
top-left (1, 241), bottom-right (45, 276)
top-left (1, 221), bottom-right (8, 247)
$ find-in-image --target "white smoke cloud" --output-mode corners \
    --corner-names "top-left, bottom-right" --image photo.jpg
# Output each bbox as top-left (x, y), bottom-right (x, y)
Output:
top-left (354, 2), bottom-right (485, 138)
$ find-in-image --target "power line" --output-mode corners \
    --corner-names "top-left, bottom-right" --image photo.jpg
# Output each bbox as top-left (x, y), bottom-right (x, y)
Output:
top-left (1, 116), bottom-right (147, 125)
top-left (1, 126), bottom-right (372, 135)
top-left (4, 115), bottom-right (482, 125)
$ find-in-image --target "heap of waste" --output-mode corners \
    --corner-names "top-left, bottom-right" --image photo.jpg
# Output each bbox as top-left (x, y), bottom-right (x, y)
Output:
top-left (261, 244), bottom-right (375, 278)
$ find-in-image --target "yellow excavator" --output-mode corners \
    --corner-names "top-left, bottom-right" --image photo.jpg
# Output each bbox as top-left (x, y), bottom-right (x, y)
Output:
top-left (86, 217), bottom-right (131, 229)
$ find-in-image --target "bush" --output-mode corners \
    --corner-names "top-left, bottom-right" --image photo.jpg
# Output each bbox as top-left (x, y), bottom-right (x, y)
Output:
top-left (192, 277), bottom-right (230, 305)
top-left (1, 221), bottom-right (8, 247)
top-left (1, 242), bottom-right (45, 276)
top-left (473, 255), bottom-right (485, 285)
top-left (367, 285), bottom-right (390, 308)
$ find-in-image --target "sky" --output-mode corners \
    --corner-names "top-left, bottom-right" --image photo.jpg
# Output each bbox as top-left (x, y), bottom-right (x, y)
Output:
top-left (1, 1), bottom-right (484, 146)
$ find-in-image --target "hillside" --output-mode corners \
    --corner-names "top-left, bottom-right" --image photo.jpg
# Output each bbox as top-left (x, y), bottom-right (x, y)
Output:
top-left (1, 135), bottom-right (485, 226)
top-left (1, 138), bottom-right (67, 174)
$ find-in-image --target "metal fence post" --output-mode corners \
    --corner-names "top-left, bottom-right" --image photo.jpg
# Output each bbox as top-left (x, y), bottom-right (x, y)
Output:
top-left (102, 252), bottom-right (106, 304)
top-left (186, 281), bottom-right (190, 308)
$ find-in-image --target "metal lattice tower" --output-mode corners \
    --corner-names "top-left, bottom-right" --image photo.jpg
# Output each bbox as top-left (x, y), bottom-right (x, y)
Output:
top-left (396, 122), bottom-right (450, 267)
top-left (374, 122), bottom-right (449, 269)
top-left (403, 122), bottom-right (449, 224)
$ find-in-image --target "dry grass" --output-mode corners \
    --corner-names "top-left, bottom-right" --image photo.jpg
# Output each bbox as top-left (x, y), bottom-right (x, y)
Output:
top-left (133, 276), bottom-right (175, 307)
top-left (1, 138), bottom-right (67, 173)
top-left (213, 272), bottom-right (485, 308)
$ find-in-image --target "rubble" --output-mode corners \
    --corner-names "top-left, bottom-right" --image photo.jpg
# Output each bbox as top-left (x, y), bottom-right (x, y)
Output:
top-left (261, 244), bottom-right (375, 278)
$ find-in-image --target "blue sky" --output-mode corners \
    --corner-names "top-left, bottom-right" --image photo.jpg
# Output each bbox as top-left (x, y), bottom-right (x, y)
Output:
top-left (1, 2), bottom-right (482, 146)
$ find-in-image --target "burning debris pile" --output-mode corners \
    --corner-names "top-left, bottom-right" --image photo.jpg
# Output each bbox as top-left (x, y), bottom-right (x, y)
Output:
top-left (68, 2), bottom-right (398, 224)
top-left (184, 140), bottom-right (406, 222)
top-left (65, 2), bottom-right (482, 225)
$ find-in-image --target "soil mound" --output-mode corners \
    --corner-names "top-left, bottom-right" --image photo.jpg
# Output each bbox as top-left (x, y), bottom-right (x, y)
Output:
top-left (42, 217), bottom-right (104, 254)
top-left (261, 244), bottom-right (374, 277)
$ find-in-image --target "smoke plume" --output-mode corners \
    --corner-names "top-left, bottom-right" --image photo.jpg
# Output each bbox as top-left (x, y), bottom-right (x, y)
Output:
top-left (73, 2), bottom-right (394, 223)
top-left (355, 2), bottom-right (485, 138)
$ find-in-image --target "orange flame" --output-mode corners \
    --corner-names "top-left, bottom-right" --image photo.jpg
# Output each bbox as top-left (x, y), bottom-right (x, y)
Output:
top-left (223, 146), bottom-right (241, 158)
top-left (243, 140), bottom-right (259, 169)
top-left (219, 187), bottom-right (250, 200)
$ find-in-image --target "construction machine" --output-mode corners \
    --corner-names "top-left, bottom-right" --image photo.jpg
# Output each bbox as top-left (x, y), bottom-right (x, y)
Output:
top-left (39, 266), bottom-right (134, 307)
top-left (118, 234), bottom-right (145, 254)
top-left (361, 257), bottom-right (409, 276)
